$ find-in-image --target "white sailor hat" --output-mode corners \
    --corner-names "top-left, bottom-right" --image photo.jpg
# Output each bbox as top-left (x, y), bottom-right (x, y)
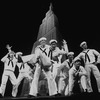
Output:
top-left (16, 52), bottom-right (23, 55)
top-left (38, 37), bottom-right (47, 42)
top-left (67, 52), bottom-right (74, 56)
top-left (9, 51), bottom-right (15, 55)
top-left (73, 57), bottom-right (81, 63)
top-left (49, 39), bottom-right (57, 44)
top-left (80, 41), bottom-right (87, 47)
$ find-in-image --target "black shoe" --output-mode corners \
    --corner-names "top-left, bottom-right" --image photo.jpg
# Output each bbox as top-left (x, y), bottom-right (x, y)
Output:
top-left (57, 93), bottom-right (62, 96)
top-left (84, 89), bottom-right (88, 93)
top-left (0, 94), bottom-right (3, 98)
top-left (37, 93), bottom-right (41, 96)
top-left (46, 93), bottom-right (49, 96)
top-left (68, 91), bottom-right (73, 96)
top-left (52, 94), bottom-right (59, 97)
top-left (27, 95), bottom-right (36, 98)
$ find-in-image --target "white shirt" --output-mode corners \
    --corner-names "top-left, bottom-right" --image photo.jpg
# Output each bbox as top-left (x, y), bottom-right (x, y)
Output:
top-left (48, 46), bottom-right (68, 63)
top-left (52, 47), bottom-right (66, 57)
top-left (1, 54), bottom-right (17, 71)
top-left (76, 49), bottom-right (100, 64)
top-left (17, 62), bottom-right (32, 73)
top-left (65, 59), bottom-right (74, 68)
top-left (69, 65), bottom-right (87, 79)
top-left (51, 42), bottom-right (68, 58)
top-left (34, 44), bottom-right (52, 67)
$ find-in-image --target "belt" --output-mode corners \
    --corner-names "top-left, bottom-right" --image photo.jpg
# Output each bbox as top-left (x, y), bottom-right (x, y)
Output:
top-left (85, 62), bottom-right (96, 65)
top-left (5, 69), bottom-right (14, 72)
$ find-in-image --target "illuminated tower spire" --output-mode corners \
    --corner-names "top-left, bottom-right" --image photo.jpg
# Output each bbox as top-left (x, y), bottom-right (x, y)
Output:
top-left (31, 3), bottom-right (62, 53)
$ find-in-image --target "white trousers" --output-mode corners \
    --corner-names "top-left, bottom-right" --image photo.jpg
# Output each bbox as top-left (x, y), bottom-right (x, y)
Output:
top-left (13, 71), bottom-right (33, 97)
top-left (58, 76), bottom-right (66, 94)
top-left (52, 62), bottom-right (61, 79)
top-left (85, 63), bottom-right (100, 92)
top-left (53, 61), bottom-right (69, 94)
top-left (51, 62), bottom-right (62, 93)
top-left (64, 85), bottom-right (69, 96)
top-left (0, 70), bottom-right (17, 97)
top-left (29, 64), bottom-right (57, 96)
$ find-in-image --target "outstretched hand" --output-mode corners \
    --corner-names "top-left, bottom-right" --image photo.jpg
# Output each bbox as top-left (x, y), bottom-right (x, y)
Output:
top-left (62, 39), bottom-right (67, 44)
top-left (6, 44), bottom-right (12, 53)
top-left (6, 44), bottom-right (12, 50)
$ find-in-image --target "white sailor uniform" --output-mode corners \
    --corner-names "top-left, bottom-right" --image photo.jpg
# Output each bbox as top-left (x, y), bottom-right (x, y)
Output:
top-left (29, 44), bottom-right (58, 96)
top-left (0, 53), bottom-right (17, 97)
top-left (68, 65), bottom-right (87, 95)
top-left (76, 49), bottom-right (100, 92)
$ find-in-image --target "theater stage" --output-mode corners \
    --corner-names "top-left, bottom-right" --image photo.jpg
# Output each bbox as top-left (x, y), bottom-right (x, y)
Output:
top-left (0, 93), bottom-right (100, 100)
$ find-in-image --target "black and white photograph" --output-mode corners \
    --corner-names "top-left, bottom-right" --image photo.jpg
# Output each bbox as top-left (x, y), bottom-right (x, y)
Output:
top-left (0, 1), bottom-right (100, 100)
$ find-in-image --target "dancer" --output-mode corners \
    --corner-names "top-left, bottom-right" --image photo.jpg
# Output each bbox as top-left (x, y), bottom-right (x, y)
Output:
top-left (0, 45), bottom-right (17, 97)
top-left (29, 37), bottom-right (58, 97)
top-left (12, 52), bottom-right (33, 97)
top-left (49, 39), bottom-right (68, 79)
top-left (68, 58), bottom-right (87, 96)
top-left (57, 52), bottom-right (74, 95)
top-left (76, 41), bottom-right (100, 92)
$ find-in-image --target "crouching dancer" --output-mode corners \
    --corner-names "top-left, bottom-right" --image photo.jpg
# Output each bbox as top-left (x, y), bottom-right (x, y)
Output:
top-left (68, 58), bottom-right (87, 96)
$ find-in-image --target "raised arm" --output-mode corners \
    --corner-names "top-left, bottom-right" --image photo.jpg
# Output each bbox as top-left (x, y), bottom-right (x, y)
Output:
top-left (62, 39), bottom-right (69, 53)
top-left (1, 44), bottom-right (13, 62)
top-left (59, 39), bottom-right (69, 55)
top-left (1, 53), bottom-right (9, 62)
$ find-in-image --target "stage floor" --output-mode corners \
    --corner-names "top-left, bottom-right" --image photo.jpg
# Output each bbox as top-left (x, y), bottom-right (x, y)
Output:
top-left (0, 93), bottom-right (100, 100)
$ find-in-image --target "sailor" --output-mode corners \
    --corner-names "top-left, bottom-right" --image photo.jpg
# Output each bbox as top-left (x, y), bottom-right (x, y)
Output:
top-left (57, 52), bottom-right (74, 95)
top-left (49, 39), bottom-right (69, 79)
top-left (29, 37), bottom-right (58, 97)
top-left (76, 41), bottom-right (100, 93)
top-left (12, 52), bottom-right (33, 97)
top-left (47, 39), bottom-right (68, 95)
top-left (58, 52), bottom-right (74, 73)
top-left (0, 45), bottom-right (17, 97)
top-left (68, 58), bottom-right (87, 96)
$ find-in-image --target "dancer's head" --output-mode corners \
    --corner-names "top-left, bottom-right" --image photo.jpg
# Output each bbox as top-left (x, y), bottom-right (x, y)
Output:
top-left (39, 37), bottom-right (47, 48)
top-left (49, 39), bottom-right (57, 50)
top-left (80, 41), bottom-right (87, 50)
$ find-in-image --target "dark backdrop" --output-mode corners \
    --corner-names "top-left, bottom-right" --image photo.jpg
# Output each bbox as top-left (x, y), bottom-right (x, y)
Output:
top-left (0, 0), bottom-right (100, 96)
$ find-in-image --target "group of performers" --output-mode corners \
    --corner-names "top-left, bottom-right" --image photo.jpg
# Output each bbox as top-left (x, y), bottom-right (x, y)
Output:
top-left (0, 37), bottom-right (100, 98)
